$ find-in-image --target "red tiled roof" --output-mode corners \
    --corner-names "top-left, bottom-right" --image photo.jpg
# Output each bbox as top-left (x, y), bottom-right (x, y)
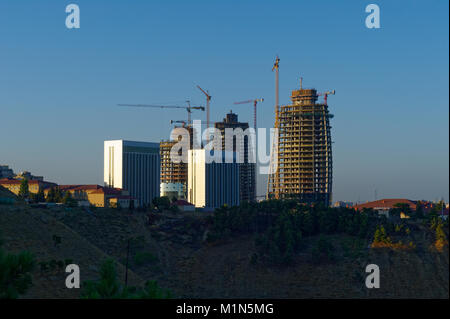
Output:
top-left (59, 184), bottom-right (103, 191)
top-left (354, 198), bottom-right (417, 210)
top-left (89, 187), bottom-right (122, 195)
top-left (0, 178), bottom-right (56, 188)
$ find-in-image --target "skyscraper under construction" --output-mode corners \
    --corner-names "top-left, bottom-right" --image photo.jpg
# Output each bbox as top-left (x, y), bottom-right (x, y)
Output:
top-left (268, 82), bottom-right (334, 205)
top-left (160, 125), bottom-right (195, 200)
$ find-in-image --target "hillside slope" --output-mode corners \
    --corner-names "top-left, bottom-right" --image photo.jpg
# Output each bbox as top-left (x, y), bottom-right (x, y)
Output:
top-left (1, 205), bottom-right (448, 298)
top-left (0, 205), bottom-right (144, 298)
top-left (47, 208), bottom-right (449, 299)
top-left (0, 185), bottom-right (16, 199)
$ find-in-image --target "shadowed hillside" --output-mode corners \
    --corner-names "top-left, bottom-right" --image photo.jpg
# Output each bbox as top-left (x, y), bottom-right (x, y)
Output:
top-left (0, 202), bottom-right (448, 299)
top-left (0, 205), bottom-right (144, 298)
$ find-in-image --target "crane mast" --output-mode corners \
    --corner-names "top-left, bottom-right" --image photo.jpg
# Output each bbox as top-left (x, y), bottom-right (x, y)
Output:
top-left (196, 85), bottom-right (211, 132)
top-left (267, 56), bottom-right (280, 199)
top-left (233, 98), bottom-right (264, 130)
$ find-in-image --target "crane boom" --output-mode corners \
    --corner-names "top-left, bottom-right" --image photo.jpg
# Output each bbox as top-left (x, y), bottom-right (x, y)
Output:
top-left (234, 100), bottom-right (254, 105)
top-left (118, 103), bottom-right (204, 124)
top-left (233, 98), bottom-right (264, 129)
top-left (317, 90), bottom-right (335, 105)
top-left (117, 104), bottom-right (186, 109)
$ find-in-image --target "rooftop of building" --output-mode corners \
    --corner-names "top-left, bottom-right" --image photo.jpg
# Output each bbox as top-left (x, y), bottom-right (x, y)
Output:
top-left (58, 184), bottom-right (104, 191)
top-left (0, 178), bottom-right (56, 186)
top-left (89, 187), bottom-right (123, 195)
top-left (353, 198), bottom-right (417, 210)
top-left (104, 140), bottom-right (160, 148)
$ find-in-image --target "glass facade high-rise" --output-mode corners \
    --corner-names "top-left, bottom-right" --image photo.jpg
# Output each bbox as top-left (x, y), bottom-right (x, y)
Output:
top-left (104, 140), bottom-right (160, 206)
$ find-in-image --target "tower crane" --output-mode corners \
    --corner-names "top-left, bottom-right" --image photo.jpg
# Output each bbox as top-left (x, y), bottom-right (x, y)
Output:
top-left (196, 85), bottom-right (211, 130)
top-left (267, 55), bottom-right (280, 200)
top-left (317, 90), bottom-right (335, 105)
top-left (118, 102), bottom-right (205, 124)
top-left (170, 120), bottom-right (187, 127)
top-left (233, 98), bottom-right (264, 130)
top-left (171, 120), bottom-right (207, 125)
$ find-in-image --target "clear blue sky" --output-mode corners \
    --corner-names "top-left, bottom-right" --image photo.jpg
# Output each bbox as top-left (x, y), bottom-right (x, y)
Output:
top-left (0, 0), bottom-right (448, 202)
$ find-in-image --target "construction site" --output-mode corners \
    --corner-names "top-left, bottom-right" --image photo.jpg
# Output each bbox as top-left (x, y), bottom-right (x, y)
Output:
top-left (267, 57), bottom-right (334, 205)
top-left (119, 57), bottom-right (334, 206)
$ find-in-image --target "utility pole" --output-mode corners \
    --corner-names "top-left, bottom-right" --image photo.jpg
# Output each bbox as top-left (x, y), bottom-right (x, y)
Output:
top-left (124, 238), bottom-right (130, 288)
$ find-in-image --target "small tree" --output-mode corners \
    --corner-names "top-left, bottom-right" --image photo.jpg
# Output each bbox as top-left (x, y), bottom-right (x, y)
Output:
top-left (128, 199), bottom-right (134, 212)
top-left (0, 238), bottom-right (35, 299)
top-left (54, 187), bottom-right (63, 203)
top-left (415, 201), bottom-right (424, 219)
top-left (35, 188), bottom-right (45, 203)
top-left (435, 223), bottom-right (448, 243)
top-left (82, 259), bottom-right (121, 299)
top-left (81, 259), bottom-right (171, 299)
top-left (152, 196), bottom-right (171, 210)
top-left (436, 200), bottom-right (445, 213)
top-left (46, 187), bottom-right (55, 202)
top-left (62, 191), bottom-right (72, 205)
top-left (18, 179), bottom-right (29, 199)
top-left (373, 225), bottom-right (391, 244)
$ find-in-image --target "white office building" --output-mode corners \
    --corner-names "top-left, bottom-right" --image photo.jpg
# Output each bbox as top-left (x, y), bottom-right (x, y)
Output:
top-left (104, 140), bottom-right (160, 206)
top-left (187, 149), bottom-right (240, 208)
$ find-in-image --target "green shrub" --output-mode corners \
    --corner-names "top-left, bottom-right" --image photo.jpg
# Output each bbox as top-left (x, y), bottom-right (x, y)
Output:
top-left (81, 259), bottom-right (171, 299)
top-left (312, 235), bottom-right (335, 264)
top-left (133, 252), bottom-right (158, 266)
top-left (0, 246), bottom-right (35, 298)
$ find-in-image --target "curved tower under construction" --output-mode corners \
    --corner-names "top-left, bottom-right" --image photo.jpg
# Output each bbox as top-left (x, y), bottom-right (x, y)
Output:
top-left (268, 83), bottom-right (334, 205)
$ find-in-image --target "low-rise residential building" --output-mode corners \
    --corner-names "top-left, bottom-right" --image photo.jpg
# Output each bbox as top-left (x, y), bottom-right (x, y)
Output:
top-left (15, 171), bottom-right (44, 181)
top-left (333, 201), bottom-right (354, 208)
top-left (353, 198), bottom-right (417, 218)
top-left (0, 165), bottom-right (15, 179)
top-left (0, 178), bottom-right (56, 196)
top-left (0, 178), bottom-right (138, 208)
top-left (54, 184), bottom-right (137, 208)
top-left (353, 198), bottom-right (449, 219)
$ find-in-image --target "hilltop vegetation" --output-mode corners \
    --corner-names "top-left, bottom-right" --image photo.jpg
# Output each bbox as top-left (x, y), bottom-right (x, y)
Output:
top-left (0, 199), bottom-right (448, 298)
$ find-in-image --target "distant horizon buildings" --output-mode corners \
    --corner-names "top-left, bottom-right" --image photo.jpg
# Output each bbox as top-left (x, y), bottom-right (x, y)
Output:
top-left (104, 140), bottom-right (160, 206)
top-left (1, 164), bottom-right (45, 182)
top-left (0, 165), bottom-right (14, 179)
top-left (352, 198), bottom-right (449, 220)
